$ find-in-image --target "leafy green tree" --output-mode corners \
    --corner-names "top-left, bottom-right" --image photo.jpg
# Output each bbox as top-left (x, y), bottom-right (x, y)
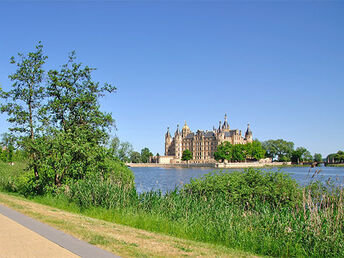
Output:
top-left (231, 144), bottom-right (246, 162)
top-left (291, 147), bottom-right (312, 164)
top-left (181, 149), bottom-right (193, 162)
top-left (245, 140), bottom-right (266, 161)
top-left (1, 43), bottom-right (134, 193)
top-left (118, 142), bottom-right (133, 162)
top-left (262, 139), bottom-right (294, 161)
top-left (214, 142), bottom-right (232, 162)
top-left (130, 151), bottom-right (141, 163)
top-left (0, 43), bottom-right (47, 178)
top-left (109, 136), bottom-right (120, 157)
top-left (35, 51), bottom-right (117, 187)
top-left (336, 151), bottom-right (344, 163)
top-left (313, 153), bottom-right (322, 163)
top-left (141, 147), bottom-right (153, 163)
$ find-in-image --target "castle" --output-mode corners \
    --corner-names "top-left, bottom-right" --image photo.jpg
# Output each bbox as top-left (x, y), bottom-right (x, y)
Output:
top-left (162, 114), bottom-right (253, 163)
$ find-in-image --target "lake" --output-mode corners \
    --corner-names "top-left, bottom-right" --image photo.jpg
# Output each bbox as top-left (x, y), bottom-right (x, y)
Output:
top-left (131, 165), bottom-right (344, 193)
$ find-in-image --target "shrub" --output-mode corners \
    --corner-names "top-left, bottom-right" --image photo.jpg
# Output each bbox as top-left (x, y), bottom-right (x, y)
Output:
top-left (183, 168), bottom-right (302, 208)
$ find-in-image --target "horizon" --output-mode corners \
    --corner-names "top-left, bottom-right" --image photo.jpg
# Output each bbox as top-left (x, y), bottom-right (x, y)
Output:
top-left (0, 1), bottom-right (343, 157)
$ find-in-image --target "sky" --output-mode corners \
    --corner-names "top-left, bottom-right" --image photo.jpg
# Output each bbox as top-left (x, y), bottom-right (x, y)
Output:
top-left (0, 1), bottom-right (343, 157)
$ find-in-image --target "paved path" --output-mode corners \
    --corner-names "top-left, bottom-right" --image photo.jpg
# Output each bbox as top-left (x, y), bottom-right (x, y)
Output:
top-left (0, 204), bottom-right (119, 258)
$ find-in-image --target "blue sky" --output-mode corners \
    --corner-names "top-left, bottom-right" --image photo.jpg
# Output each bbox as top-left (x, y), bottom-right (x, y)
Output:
top-left (0, 1), bottom-right (343, 157)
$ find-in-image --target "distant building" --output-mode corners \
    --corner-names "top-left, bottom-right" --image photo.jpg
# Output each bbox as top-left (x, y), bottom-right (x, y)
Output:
top-left (163, 114), bottom-right (252, 163)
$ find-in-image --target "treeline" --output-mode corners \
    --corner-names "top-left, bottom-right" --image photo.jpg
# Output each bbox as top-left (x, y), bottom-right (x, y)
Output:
top-left (109, 136), bottom-right (154, 163)
top-left (213, 139), bottom-right (322, 164)
top-left (262, 139), bottom-right (321, 164)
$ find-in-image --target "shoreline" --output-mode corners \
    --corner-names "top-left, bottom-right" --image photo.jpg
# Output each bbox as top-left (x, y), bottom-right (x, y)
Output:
top-left (127, 162), bottom-right (312, 169)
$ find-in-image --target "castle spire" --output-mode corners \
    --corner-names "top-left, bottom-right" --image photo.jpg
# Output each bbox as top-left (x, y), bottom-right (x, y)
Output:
top-left (222, 113), bottom-right (229, 130)
top-left (175, 124), bottom-right (180, 136)
top-left (245, 123), bottom-right (252, 138)
top-left (165, 126), bottom-right (171, 138)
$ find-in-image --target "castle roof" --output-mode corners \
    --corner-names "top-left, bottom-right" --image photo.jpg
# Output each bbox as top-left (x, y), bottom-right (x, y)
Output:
top-left (245, 124), bottom-right (252, 136)
top-left (185, 133), bottom-right (194, 139)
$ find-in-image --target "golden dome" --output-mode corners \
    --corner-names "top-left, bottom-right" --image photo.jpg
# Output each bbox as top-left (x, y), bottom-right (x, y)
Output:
top-left (182, 121), bottom-right (190, 130)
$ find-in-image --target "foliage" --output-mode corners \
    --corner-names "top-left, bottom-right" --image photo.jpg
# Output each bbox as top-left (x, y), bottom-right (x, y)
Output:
top-left (262, 139), bottom-right (294, 161)
top-left (245, 140), bottom-right (266, 160)
top-left (313, 153), bottom-right (322, 163)
top-left (0, 43), bottom-right (47, 179)
top-left (214, 141), bottom-right (231, 162)
top-left (327, 150), bottom-right (344, 163)
top-left (0, 43), bottom-right (133, 194)
top-left (1, 162), bottom-right (344, 257)
top-left (140, 147), bottom-right (153, 163)
top-left (183, 168), bottom-right (302, 209)
top-left (117, 141), bottom-right (134, 162)
top-left (291, 147), bottom-right (313, 164)
top-left (181, 149), bottom-right (192, 161)
top-left (214, 140), bottom-right (265, 163)
top-left (130, 151), bottom-right (141, 163)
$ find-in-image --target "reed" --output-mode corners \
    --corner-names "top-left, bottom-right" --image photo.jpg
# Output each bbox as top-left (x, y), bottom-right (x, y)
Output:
top-left (1, 163), bottom-right (343, 257)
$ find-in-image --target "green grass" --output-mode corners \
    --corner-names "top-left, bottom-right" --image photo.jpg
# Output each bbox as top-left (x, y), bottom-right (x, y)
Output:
top-left (1, 161), bottom-right (343, 257)
top-left (326, 163), bottom-right (344, 167)
top-left (0, 161), bottom-right (26, 191)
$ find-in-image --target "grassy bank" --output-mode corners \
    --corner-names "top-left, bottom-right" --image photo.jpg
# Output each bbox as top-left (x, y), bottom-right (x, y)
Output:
top-left (0, 192), bottom-right (252, 257)
top-left (326, 163), bottom-right (344, 167)
top-left (1, 162), bottom-right (343, 257)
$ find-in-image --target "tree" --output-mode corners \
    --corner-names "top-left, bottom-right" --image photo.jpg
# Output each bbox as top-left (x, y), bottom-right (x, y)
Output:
top-left (262, 139), bottom-right (294, 161)
top-left (245, 140), bottom-right (266, 161)
top-left (291, 147), bottom-right (312, 164)
top-left (0, 43), bottom-right (47, 178)
top-left (141, 147), bottom-right (153, 163)
top-left (214, 142), bottom-right (232, 162)
top-left (109, 136), bottom-right (120, 157)
top-left (118, 142), bottom-right (134, 162)
top-left (0, 43), bottom-right (133, 193)
top-left (1, 133), bottom-right (15, 148)
top-left (313, 153), bottom-right (322, 163)
top-left (231, 144), bottom-right (246, 162)
top-left (181, 149), bottom-right (193, 162)
top-left (336, 151), bottom-right (344, 163)
top-left (130, 151), bottom-right (141, 163)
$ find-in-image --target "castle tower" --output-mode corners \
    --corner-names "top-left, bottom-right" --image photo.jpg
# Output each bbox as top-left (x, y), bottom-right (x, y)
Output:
top-left (182, 121), bottom-right (191, 137)
top-left (165, 127), bottom-right (172, 155)
top-left (218, 121), bottom-right (222, 133)
top-left (222, 113), bottom-right (230, 131)
top-left (245, 123), bottom-right (253, 143)
top-left (174, 124), bottom-right (182, 159)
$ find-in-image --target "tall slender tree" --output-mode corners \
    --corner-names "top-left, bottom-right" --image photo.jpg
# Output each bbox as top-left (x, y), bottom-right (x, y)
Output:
top-left (0, 42), bottom-right (47, 178)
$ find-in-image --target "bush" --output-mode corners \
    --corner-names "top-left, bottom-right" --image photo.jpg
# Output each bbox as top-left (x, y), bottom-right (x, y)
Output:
top-left (183, 168), bottom-right (302, 208)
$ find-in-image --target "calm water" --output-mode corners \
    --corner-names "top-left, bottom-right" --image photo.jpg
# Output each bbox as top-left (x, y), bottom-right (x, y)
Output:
top-left (131, 166), bottom-right (344, 193)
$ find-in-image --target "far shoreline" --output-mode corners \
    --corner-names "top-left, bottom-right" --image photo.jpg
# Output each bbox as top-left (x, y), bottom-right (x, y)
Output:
top-left (127, 162), bottom-right (317, 169)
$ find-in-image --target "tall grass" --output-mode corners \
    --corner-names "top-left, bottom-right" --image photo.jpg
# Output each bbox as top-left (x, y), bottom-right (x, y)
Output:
top-left (1, 162), bottom-right (343, 257)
